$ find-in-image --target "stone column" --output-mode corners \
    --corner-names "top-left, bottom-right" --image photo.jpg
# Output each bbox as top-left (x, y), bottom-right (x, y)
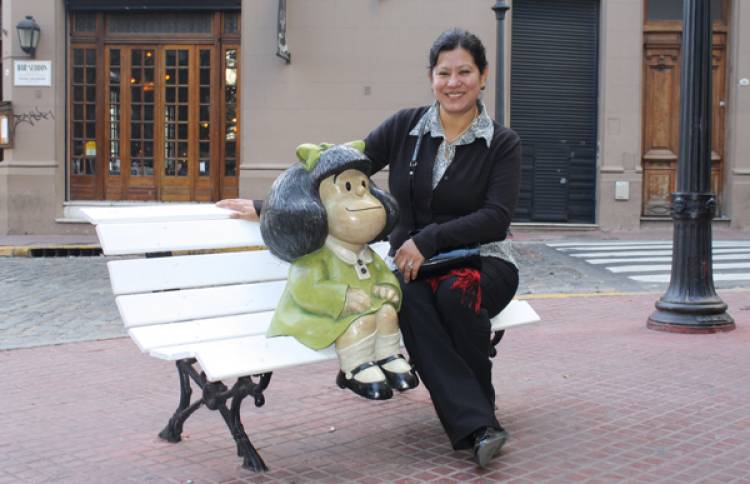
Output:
top-left (725, 0), bottom-right (750, 229)
top-left (597, 0), bottom-right (644, 231)
top-left (0, 0), bottom-right (68, 235)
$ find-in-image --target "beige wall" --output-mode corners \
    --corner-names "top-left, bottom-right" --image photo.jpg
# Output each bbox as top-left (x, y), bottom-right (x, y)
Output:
top-left (239, 0), bottom-right (653, 229)
top-left (239, 0), bottom-right (498, 199)
top-left (0, 0), bottom-right (68, 234)
top-left (1, 0), bottom-right (747, 235)
top-left (596, 0), bottom-right (644, 231)
top-left (725, 0), bottom-right (750, 229)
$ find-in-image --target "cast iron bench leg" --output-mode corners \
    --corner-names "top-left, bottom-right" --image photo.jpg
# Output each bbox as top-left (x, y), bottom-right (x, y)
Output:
top-left (489, 330), bottom-right (505, 358)
top-left (212, 374), bottom-right (273, 472)
top-left (157, 360), bottom-right (273, 472)
top-left (159, 358), bottom-right (204, 442)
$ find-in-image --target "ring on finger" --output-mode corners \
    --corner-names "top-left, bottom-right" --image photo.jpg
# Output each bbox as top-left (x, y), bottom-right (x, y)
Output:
top-left (407, 260), bottom-right (414, 269)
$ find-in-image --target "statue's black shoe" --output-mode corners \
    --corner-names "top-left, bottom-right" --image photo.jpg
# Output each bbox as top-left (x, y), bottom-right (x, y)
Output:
top-left (376, 354), bottom-right (419, 391)
top-left (336, 361), bottom-right (393, 400)
top-left (473, 426), bottom-right (508, 468)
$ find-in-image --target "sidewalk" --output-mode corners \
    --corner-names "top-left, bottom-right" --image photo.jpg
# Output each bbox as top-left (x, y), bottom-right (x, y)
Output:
top-left (2, 224), bottom-right (747, 256)
top-left (2, 291), bottom-right (749, 483)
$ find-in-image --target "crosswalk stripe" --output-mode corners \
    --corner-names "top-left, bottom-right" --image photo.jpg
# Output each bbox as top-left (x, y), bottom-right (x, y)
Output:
top-left (569, 248), bottom-right (750, 258)
top-left (585, 253), bottom-right (750, 264)
top-left (630, 273), bottom-right (750, 283)
top-left (608, 262), bottom-right (750, 273)
top-left (557, 243), bottom-right (750, 252)
top-left (547, 240), bottom-right (750, 248)
top-left (548, 240), bottom-right (750, 285)
top-left (559, 244), bottom-right (673, 251)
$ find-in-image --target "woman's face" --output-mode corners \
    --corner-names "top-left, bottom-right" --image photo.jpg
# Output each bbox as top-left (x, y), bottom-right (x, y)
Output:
top-left (319, 169), bottom-right (386, 245)
top-left (430, 47), bottom-right (488, 117)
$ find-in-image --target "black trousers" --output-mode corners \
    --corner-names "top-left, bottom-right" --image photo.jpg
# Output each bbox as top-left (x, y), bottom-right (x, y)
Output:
top-left (397, 256), bottom-right (519, 449)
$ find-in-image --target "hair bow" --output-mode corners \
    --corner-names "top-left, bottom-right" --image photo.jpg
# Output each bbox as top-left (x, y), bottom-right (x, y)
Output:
top-left (295, 140), bottom-right (366, 171)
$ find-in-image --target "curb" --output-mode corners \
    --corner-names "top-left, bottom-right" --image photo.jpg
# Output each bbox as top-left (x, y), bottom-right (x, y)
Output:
top-left (0, 244), bottom-right (102, 257)
top-left (0, 244), bottom-right (267, 257)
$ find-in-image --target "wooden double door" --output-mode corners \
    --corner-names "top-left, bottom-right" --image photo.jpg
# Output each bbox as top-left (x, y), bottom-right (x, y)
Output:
top-left (641, 1), bottom-right (729, 216)
top-left (70, 43), bottom-right (239, 201)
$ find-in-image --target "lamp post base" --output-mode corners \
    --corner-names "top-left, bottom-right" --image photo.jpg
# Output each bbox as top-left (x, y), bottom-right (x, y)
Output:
top-left (648, 303), bottom-right (735, 334)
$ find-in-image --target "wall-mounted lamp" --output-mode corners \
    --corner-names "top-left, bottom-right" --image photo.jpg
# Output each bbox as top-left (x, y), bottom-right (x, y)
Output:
top-left (16, 15), bottom-right (41, 58)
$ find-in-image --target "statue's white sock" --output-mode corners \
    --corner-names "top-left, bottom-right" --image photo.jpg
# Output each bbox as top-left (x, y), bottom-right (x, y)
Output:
top-left (375, 332), bottom-right (412, 373)
top-left (336, 332), bottom-right (384, 383)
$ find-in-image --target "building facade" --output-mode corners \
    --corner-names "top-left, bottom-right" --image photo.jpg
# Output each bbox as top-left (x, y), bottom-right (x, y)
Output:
top-left (0, 0), bottom-right (748, 235)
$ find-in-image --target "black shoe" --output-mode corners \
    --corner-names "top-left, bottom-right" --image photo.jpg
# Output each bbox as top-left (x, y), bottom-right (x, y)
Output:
top-left (376, 354), bottom-right (419, 392)
top-left (336, 361), bottom-right (393, 400)
top-left (473, 426), bottom-right (508, 468)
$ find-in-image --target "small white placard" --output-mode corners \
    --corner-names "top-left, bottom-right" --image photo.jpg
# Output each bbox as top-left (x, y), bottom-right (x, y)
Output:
top-left (0, 117), bottom-right (8, 145)
top-left (14, 61), bottom-right (52, 86)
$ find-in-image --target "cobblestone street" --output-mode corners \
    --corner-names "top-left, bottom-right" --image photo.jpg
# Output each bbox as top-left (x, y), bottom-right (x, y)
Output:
top-left (0, 241), bottom-right (644, 351)
top-left (3, 235), bottom-right (749, 350)
top-left (0, 257), bottom-right (123, 350)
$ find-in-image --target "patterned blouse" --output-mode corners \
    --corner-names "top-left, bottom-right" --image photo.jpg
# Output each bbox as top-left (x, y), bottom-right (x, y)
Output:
top-left (408, 101), bottom-right (517, 268)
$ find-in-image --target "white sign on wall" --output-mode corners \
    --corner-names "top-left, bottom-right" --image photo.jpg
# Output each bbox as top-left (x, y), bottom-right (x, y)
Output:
top-left (14, 61), bottom-right (52, 86)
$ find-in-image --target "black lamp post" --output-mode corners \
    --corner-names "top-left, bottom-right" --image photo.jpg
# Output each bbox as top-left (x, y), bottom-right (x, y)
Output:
top-left (491, 1), bottom-right (510, 126)
top-left (647, 0), bottom-right (734, 333)
top-left (16, 15), bottom-right (41, 58)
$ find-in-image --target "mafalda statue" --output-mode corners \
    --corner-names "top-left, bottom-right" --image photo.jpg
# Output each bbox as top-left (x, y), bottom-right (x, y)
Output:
top-left (261, 141), bottom-right (419, 400)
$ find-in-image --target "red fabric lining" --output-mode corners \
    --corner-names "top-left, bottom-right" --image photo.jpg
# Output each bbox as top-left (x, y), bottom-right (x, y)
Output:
top-left (427, 268), bottom-right (482, 314)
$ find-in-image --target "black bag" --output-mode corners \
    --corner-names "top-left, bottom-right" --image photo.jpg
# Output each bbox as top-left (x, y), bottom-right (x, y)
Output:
top-left (417, 246), bottom-right (481, 279)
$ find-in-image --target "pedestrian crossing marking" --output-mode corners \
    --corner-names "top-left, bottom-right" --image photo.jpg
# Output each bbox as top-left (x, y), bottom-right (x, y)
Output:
top-left (547, 240), bottom-right (750, 285)
top-left (608, 262), bottom-right (750, 273)
top-left (548, 240), bottom-right (750, 248)
top-left (569, 248), bottom-right (750, 258)
top-left (585, 253), bottom-right (750, 264)
top-left (631, 273), bottom-right (750, 283)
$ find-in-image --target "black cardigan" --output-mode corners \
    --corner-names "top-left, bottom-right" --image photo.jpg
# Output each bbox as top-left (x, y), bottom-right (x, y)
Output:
top-left (364, 106), bottom-right (521, 259)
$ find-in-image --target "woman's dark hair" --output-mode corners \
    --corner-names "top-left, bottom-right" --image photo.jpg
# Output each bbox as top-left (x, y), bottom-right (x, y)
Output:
top-left (260, 144), bottom-right (399, 262)
top-left (428, 28), bottom-right (488, 73)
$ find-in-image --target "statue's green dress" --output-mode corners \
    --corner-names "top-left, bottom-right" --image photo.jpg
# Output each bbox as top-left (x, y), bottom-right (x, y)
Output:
top-left (266, 245), bottom-right (402, 350)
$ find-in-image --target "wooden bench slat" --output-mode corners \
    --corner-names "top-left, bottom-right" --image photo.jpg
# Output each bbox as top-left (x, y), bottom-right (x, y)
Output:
top-left (107, 251), bottom-right (289, 295)
top-left (490, 300), bottom-right (540, 331)
top-left (95, 219), bottom-right (263, 255)
top-left (116, 281), bottom-right (286, 327)
top-left (128, 311), bottom-right (274, 353)
top-left (151, 335), bottom-right (338, 382)
top-left (129, 300), bottom-right (537, 356)
top-left (80, 204), bottom-right (233, 224)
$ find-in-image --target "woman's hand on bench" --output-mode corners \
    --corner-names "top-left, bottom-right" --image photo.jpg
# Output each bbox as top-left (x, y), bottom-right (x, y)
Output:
top-left (216, 199), bottom-right (260, 222)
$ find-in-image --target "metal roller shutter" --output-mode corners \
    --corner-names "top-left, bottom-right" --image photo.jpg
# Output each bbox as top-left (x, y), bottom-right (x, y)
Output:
top-left (511, 0), bottom-right (599, 223)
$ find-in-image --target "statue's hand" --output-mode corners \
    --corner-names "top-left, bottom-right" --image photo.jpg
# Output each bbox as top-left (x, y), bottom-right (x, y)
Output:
top-left (342, 288), bottom-right (371, 317)
top-left (372, 284), bottom-right (400, 306)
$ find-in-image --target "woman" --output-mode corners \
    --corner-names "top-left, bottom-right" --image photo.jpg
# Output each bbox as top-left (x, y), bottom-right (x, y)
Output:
top-left (218, 28), bottom-right (520, 468)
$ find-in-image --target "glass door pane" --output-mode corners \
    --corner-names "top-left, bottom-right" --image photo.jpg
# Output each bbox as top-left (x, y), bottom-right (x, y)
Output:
top-left (108, 49), bottom-right (121, 176)
top-left (198, 48), bottom-right (211, 177)
top-left (129, 48), bottom-right (156, 177)
top-left (164, 48), bottom-right (190, 179)
top-left (71, 49), bottom-right (97, 176)
top-left (224, 48), bottom-right (238, 178)
top-left (70, 45), bottom-right (99, 200)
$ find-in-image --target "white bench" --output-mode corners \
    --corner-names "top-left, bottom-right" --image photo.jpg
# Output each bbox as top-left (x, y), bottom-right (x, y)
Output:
top-left (82, 204), bottom-right (540, 472)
